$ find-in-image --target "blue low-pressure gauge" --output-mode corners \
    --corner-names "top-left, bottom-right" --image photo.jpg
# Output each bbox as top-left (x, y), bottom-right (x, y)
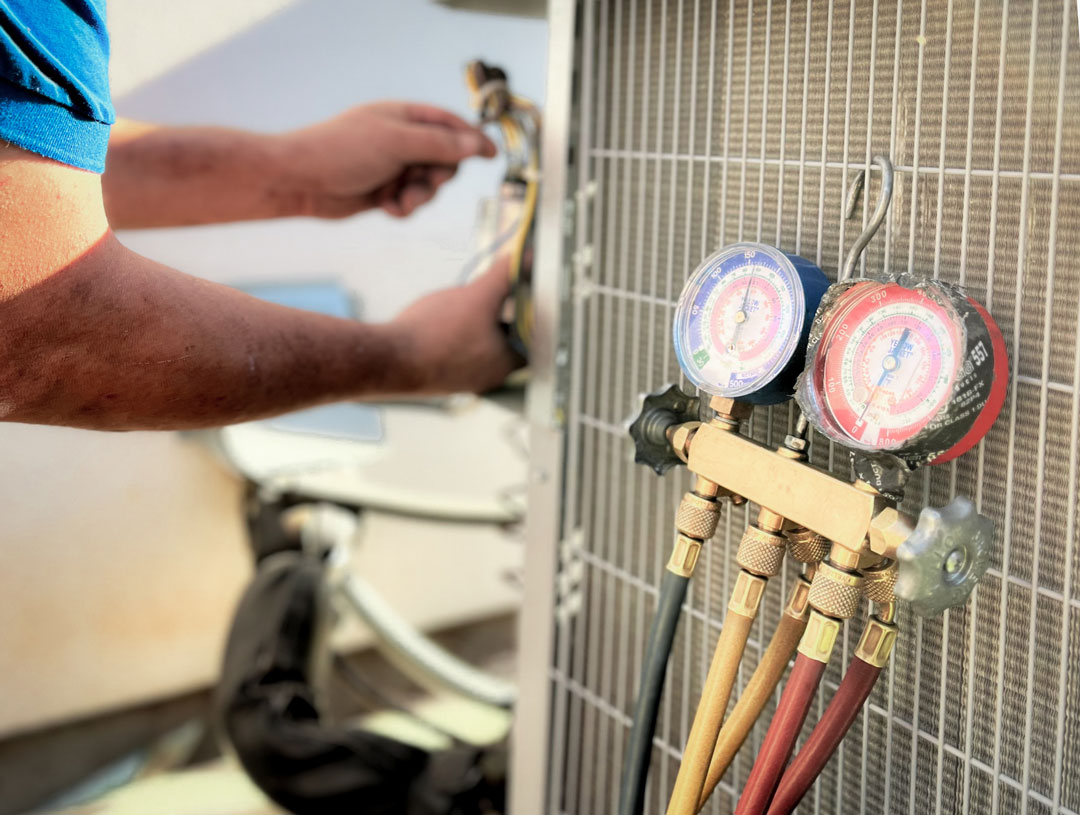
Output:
top-left (673, 242), bottom-right (830, 405)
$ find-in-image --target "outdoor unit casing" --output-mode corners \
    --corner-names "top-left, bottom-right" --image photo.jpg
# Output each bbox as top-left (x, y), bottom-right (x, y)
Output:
top-left (515, 1), bottom-right (1080, 814)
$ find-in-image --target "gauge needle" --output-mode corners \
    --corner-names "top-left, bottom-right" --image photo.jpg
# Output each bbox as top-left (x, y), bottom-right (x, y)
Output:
top-left (729, 269), bottom-right (757, 351)
top-left (858, 328), bottom-right (911, 423)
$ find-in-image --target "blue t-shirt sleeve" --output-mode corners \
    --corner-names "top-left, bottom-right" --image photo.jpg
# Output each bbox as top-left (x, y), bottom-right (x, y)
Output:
top-left (0, 0), bottom-right (114, 173)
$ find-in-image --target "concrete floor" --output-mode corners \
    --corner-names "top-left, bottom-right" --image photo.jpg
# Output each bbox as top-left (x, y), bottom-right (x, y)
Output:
top-left (35, 615), bottom-right (517, 815)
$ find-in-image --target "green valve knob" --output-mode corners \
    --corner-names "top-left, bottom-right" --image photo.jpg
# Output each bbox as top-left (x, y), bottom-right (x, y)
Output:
top-left (895, 497), bottom-right (993, 618)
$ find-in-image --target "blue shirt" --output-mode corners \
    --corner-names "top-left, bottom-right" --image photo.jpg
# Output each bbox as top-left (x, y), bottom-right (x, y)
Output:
top-left (0, 0), bottom-right (114, 173)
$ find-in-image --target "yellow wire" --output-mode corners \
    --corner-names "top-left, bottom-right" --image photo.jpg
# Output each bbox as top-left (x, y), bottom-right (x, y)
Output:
top-left (462, 67), bottom-right (541, 348)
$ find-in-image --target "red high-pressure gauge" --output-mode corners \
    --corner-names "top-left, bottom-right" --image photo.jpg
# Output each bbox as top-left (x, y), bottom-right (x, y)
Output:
top-left (798, 279), bottom-right (1008, 465)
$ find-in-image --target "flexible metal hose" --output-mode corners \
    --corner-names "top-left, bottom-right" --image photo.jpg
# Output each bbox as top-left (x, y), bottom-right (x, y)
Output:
top-left (734, 653), bottom-right (828, 815)
top-left (696, 611), bottom-right (808, 811)
top-left (341, 574), bottom-right (517, 709)
top-left (765, 657), bottom-right (882, 815)
top-left (667, 610), bottom-right (756, 815)
top-left (618, 569), bottom-right (690, 815)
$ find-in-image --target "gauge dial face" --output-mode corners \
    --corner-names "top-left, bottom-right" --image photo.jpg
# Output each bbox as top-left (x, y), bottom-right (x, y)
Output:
top-left (673, 244), bottom-right (805, 397)
top-left (815, 283), bottom-right (964, 450)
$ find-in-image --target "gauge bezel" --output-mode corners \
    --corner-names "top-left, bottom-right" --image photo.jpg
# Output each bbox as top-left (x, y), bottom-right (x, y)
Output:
top-left (673, 242), bottom-right (808, 399)
top-left (810, 281), bottom-right (965, 451)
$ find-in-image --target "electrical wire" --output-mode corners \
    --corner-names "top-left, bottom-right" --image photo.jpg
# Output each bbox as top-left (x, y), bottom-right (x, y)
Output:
top-left (333, 654), bottom-right (462, 744)
top-left (457, 214), bottom-right (524, 285)
top-left (618, 569), bottom-right (690, 815)
top-left (465, 61), bottom-right (540, 354)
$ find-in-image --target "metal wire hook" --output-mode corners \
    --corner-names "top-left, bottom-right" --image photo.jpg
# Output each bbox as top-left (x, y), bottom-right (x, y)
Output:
top-left (840, 155), bottom-right (894, 281)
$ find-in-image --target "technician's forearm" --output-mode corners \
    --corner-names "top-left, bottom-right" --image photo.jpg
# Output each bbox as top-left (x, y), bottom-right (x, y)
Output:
top-left (0, 235), bottom-right (416, 430)
top-left (102, 120), bottom-right (304, 228)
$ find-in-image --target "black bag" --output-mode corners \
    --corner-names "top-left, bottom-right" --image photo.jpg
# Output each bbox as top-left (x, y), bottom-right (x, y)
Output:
top-left (216, 551), bottom-right (497, 815)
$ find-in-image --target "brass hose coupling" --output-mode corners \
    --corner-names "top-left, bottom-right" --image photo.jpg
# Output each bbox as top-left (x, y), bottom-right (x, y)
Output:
top-left (854, 615), bottom-right (898, 667)
top-left (786, 527), bottom-right (830, 564)
top-left (784, 573), bottom-right (814, 621)
top-left (798, 561), bottom-right (863, 664)
top-left (807, 561), bottom-right (863, 620)
top-left (861, 560), bottom-right (898, 605)
top-left (729, 569), bottom-right (768, 617)
top-left (798, 611), bottom-right (842, 663)
top-left (736, 524), bottom-right (786, 578)
top-left (799, 559), bottom-right (899, 667)
top-left (855, 560), bottom-right (899, 667)
top-left (676, 491), bottom-right (721, 540)
top-left (667, 481), bottom-right (722, 578)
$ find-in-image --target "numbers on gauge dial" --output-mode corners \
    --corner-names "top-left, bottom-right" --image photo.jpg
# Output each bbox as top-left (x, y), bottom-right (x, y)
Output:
top-left (679, 248), bottom-right (800, 395)
top-left (820, 286), bottom-right (963, 449)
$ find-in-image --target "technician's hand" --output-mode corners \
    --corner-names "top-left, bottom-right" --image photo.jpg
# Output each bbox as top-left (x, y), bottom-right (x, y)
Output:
top-left (283, 101), bottom-right (497, 219)
top-left (389, 255), bottom-right (523, 394)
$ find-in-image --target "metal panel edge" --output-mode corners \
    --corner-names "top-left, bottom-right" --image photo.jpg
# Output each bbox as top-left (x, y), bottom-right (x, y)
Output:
top-left (510, 1), bottom-right (577, 813)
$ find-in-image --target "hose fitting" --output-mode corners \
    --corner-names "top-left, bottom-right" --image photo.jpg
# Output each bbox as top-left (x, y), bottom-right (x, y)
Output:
top-left (667, 534), bottom-right (703, 578)
top-left (861, 560), bottom-right (898, 605)
top-left (807, 561), bottom-right (863, 619)
top-left (853, 616), bottom-right (898, 668)
top-left (797, 610), bottom-right (842, 663)
top-left (784, 574), bottom-right (814, 621)
top-left (728, 570), bottom-right (768, 617)
top-left (737, 525), bottom-right (787, 577)
top-left (676, 492), bottom-right (721, 540)
top-left (786, 527), bottom-right (830, 564)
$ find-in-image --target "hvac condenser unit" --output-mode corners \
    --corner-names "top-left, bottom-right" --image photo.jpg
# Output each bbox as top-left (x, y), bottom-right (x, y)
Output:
top-left (513, 2), bottom-right (1080, 815)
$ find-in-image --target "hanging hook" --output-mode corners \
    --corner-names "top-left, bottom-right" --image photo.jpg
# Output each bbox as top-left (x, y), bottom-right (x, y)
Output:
top-left (840, 155), bottom-right (894, 281)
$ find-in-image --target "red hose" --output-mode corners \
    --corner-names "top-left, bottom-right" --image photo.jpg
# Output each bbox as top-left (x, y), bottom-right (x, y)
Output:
top-left (765, 657), bottom-right (882, 815)
top-left (734, 654), bottom-right (827, 815)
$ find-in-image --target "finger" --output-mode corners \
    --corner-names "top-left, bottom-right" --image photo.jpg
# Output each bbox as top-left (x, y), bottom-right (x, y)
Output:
top-left (380, 199), bottom-right (406, 218)
top-left (406, 164), bottom-right (457, 189)
top-left (394, 123), bottom-right (497, 165)
top-left (375, 183), bottom-right (407, 217)
top-left (401, 103), bottom-right (475, 131)
top-left (398, 182), bottom-right (436, 215)
top-left (470, 253), bottom-right (514, 308)
top-left (426, 165), bottom-right (457, 188)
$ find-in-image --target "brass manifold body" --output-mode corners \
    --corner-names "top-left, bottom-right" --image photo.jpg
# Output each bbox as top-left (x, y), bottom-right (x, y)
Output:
top-left (673, 396), bottom-right (917, 619)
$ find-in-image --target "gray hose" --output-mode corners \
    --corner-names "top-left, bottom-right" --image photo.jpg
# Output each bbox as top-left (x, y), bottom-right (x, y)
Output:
top-left (341, 573), bottom-right (517, 709)
top-left (619, 569), bottom-right (690, 815)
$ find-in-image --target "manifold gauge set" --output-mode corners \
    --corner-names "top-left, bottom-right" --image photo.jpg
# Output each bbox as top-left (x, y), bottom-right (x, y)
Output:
top-left (624, 158), bottom-right (1007, 815)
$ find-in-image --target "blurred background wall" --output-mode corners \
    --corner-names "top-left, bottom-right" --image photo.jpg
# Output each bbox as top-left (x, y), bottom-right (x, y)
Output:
top-left (0, 0), bottom-right (546, 739)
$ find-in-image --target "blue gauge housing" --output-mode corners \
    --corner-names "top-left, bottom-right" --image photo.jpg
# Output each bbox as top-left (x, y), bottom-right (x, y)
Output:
top-left (673, 242), bottom-right (830, 405)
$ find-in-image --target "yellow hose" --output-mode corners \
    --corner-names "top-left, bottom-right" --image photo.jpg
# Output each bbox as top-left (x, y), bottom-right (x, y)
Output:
top-left (696, 611), bottom-right (807, 810)
top-left (666, 611), bottom-right (755, 815)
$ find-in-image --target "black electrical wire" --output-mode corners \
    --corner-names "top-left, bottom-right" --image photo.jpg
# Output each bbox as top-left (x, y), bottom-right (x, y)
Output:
top-left (618, 569), bottom-right (690, 815)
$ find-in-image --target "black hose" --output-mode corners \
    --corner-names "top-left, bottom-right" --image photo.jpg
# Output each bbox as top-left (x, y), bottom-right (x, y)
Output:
top-left (618, 569), bottom-right (690, 815)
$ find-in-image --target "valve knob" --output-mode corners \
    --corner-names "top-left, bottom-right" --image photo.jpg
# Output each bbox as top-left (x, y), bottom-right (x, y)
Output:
top-left (895, 496), bottom-right (993, 618)
top-left (627, 384), bottom-right (700, 475)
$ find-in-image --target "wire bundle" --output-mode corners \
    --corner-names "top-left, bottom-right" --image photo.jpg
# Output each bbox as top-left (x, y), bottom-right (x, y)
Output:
top-left (465, 61), bottom-right (540, 355)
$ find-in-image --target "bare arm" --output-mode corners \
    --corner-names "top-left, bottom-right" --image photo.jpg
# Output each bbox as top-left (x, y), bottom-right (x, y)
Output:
top-left (102, 103), bottom-right (496, 228)
top-left (0, 145), bottom-right (517, 430)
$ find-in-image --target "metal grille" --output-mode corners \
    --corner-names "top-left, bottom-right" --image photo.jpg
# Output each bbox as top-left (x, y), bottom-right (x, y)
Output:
top-left (545, 2), bottom-right (1080, 813)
